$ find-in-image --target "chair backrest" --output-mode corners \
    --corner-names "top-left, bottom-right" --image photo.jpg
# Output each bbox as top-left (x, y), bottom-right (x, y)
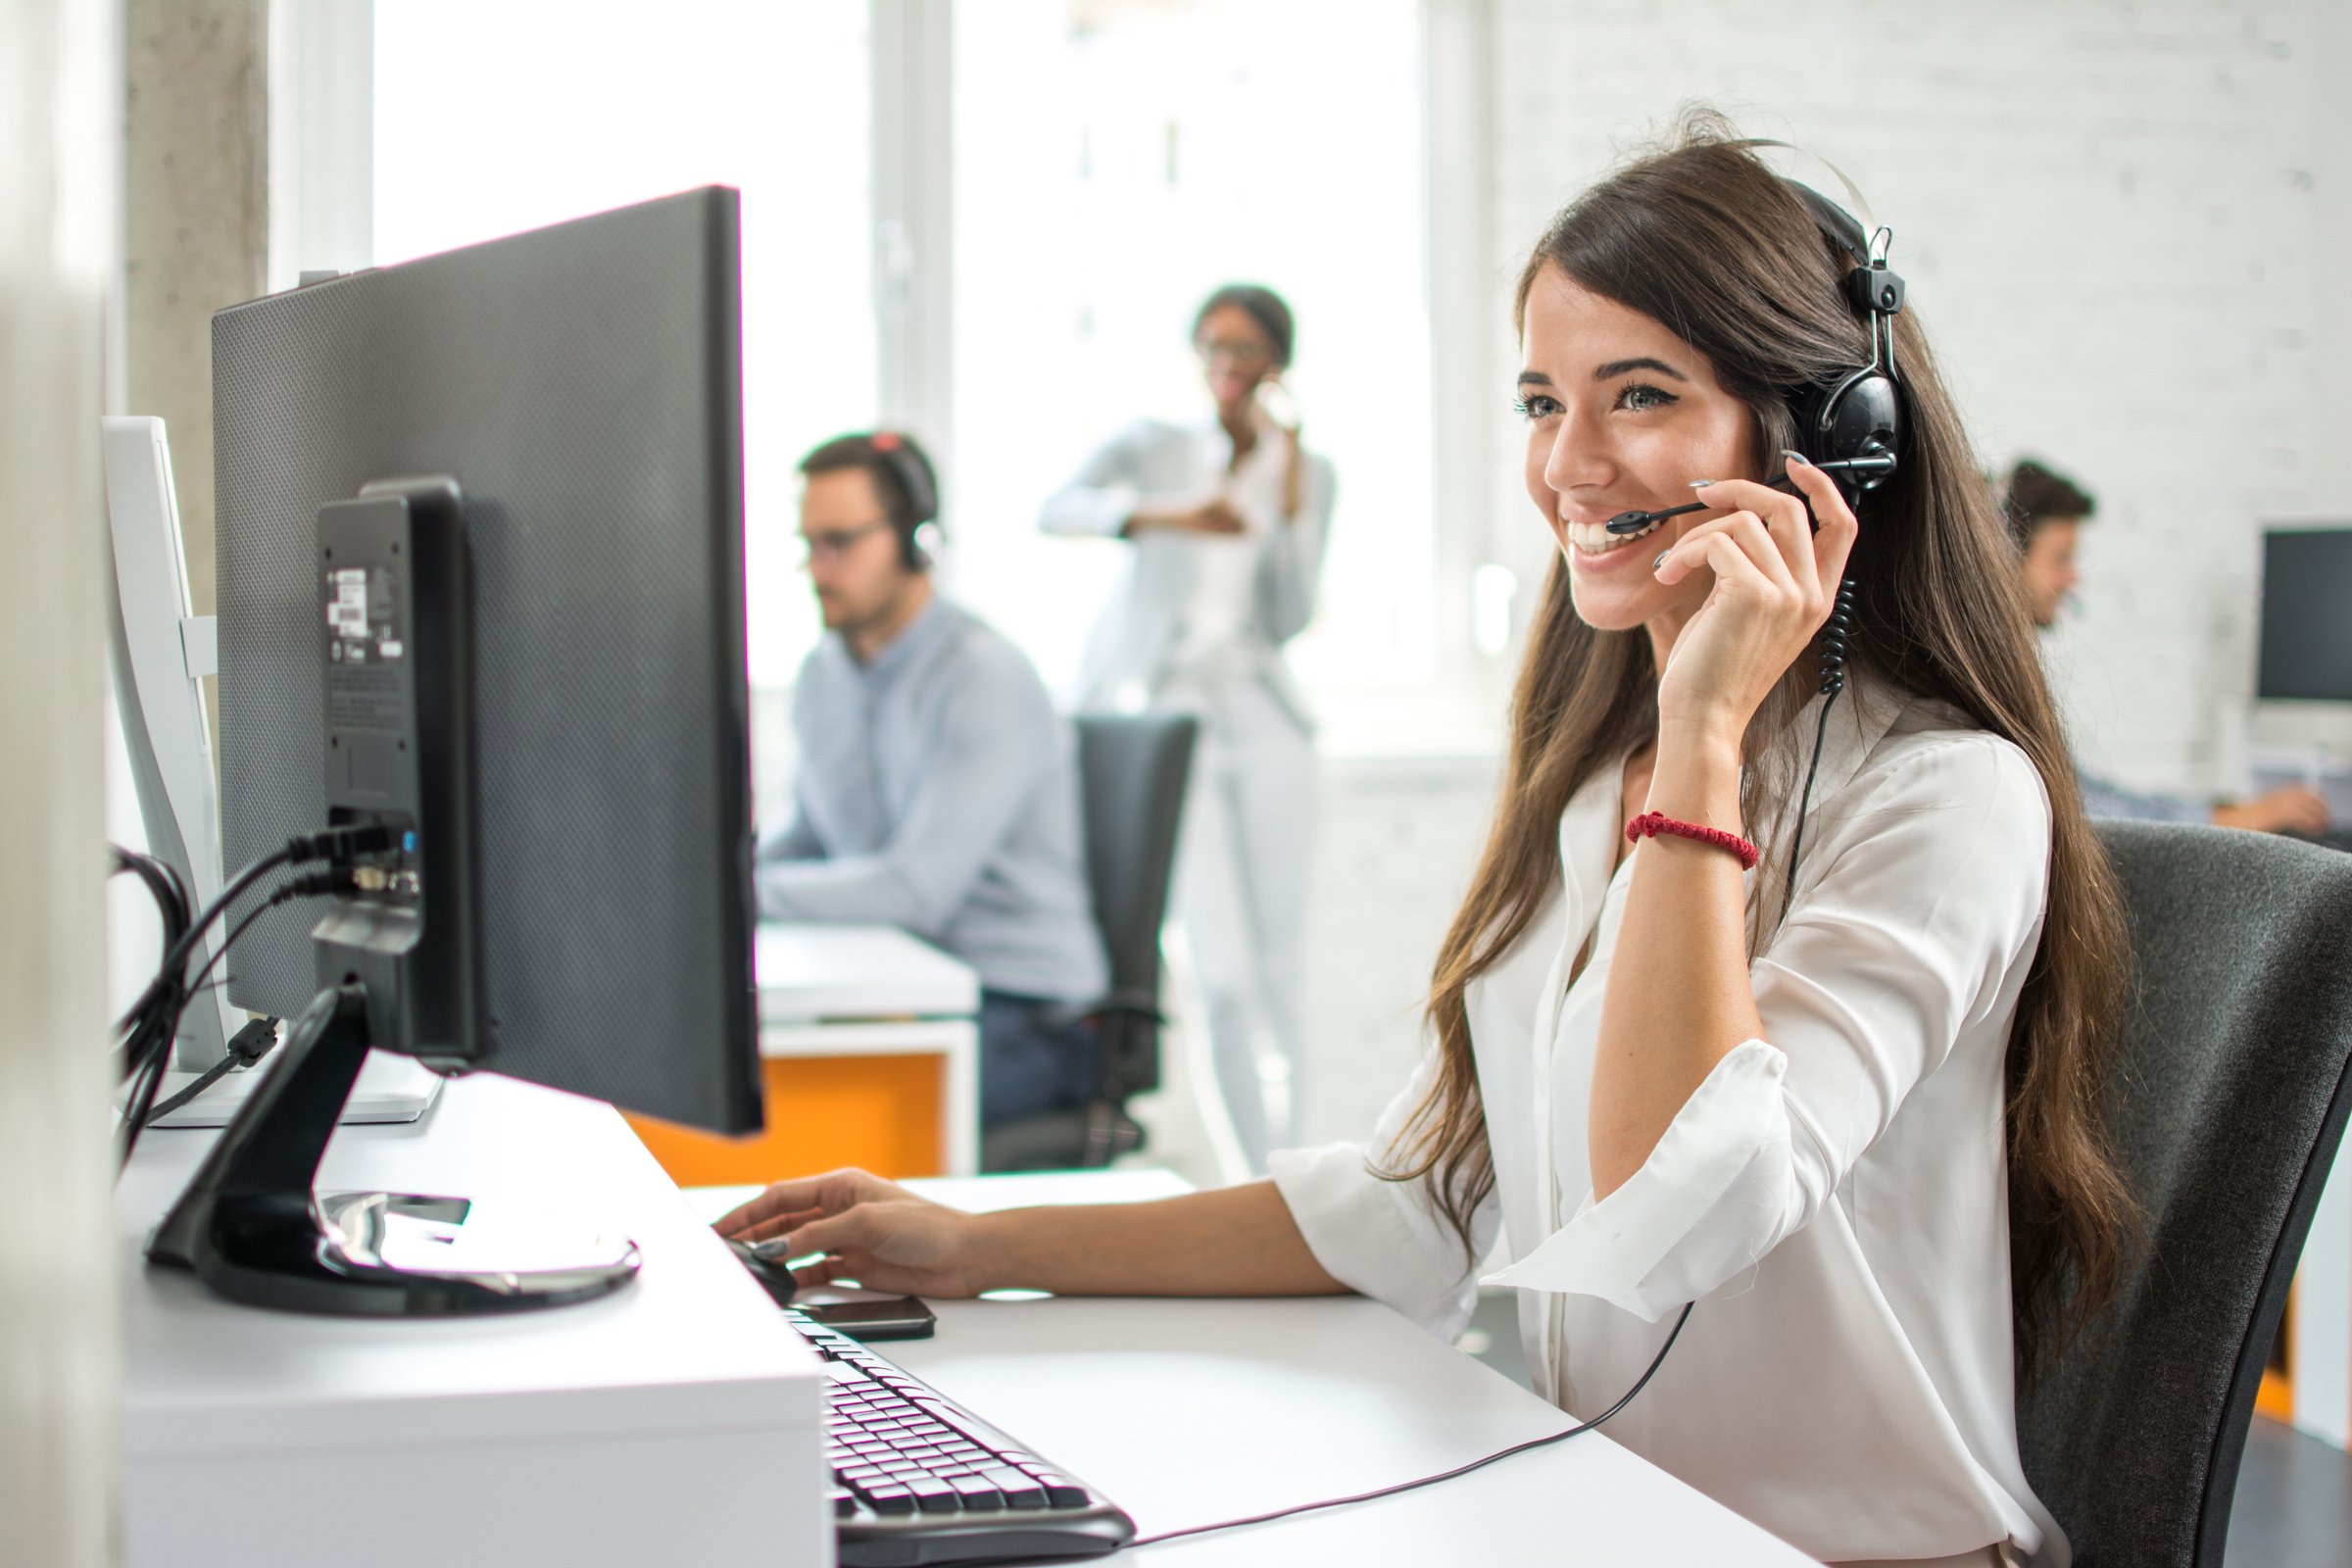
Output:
top-left (2017, 822), bottom-right (2352, 1567)
top-left (1072, 713), bottom-right (1197, 1097)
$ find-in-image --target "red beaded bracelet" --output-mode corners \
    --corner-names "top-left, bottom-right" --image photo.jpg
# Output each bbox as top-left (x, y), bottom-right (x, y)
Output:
top-left (1624, 810), bottom-right (1759, 870)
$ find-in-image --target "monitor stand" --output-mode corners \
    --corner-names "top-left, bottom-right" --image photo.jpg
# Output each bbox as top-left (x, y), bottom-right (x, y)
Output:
top-left (146, 982), bottom-right (641, 1315)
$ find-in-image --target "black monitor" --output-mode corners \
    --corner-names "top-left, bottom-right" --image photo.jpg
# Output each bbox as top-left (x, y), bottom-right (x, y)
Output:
top-left (2258, 527), bottom-right (2352, 704)
top-left (147, 189), bottom-right (761, 1315)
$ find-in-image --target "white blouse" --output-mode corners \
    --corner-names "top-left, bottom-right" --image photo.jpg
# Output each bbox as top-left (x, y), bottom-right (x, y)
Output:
top-left (1039, 415), bottom-right (1335, 722)
top-left (1269, 677), bottom-right (2071, 1566)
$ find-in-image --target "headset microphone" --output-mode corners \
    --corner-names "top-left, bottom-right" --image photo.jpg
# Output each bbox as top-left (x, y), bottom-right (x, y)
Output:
top-left (1603, 454), bottom-right (1897, 535)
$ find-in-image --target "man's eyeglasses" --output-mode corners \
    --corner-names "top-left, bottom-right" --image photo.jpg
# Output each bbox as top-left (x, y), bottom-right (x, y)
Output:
top-left (798, 519), bottom-right (890, 564)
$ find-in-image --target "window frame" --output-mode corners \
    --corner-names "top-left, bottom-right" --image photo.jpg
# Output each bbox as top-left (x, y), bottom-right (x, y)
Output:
top-left (289, 0), bottom-right (1511, 758)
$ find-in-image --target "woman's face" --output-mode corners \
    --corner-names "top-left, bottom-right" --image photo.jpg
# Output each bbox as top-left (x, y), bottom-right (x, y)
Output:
top-left (1518, 264), bottom-right (1763, 634)
top-left (1195, 304), bottom-right (1280, 416)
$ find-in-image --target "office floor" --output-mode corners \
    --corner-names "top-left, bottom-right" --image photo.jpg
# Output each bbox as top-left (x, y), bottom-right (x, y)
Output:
top-left (1454, 1293), bottom-right (2352, 1566)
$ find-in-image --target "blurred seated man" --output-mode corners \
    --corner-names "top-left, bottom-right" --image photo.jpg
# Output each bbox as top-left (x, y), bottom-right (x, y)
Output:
top-left (2006, 458), bottom-right (2331, 834)
top-left (757, 432), bottom-right (1108, 1133)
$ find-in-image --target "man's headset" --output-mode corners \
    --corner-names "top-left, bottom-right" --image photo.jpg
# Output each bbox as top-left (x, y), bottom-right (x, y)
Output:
top-left (866, 430), bottom-right (943, 571)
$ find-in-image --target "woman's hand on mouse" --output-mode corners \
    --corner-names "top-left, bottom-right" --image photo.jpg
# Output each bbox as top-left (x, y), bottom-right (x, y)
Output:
top-left (1647, 452), bottom-right (1859, 744)
top-left (714, 1168), bottom-right (992, 1298)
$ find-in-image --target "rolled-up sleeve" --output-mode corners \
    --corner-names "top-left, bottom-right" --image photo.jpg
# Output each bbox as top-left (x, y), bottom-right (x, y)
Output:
top-left (1485, 735), bottom-right (2051, 1321)
top-left (1269, 1049), bottom-right (1499, 1342)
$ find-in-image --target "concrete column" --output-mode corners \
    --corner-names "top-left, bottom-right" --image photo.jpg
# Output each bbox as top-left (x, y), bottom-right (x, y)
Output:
top-left (1, 0), bottom-right (122, 1560)
top-left (124, 0), bottom-right (268, 618)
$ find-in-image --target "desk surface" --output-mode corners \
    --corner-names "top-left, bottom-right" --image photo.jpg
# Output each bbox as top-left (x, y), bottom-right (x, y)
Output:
top-left (124, 1077), bottom-right (814, 1455)
top-left (689, 1173), bottom-right (1813, 1566)
top-left (122, 1076), bottom-right (825, 1567)
top-left (759, 921), bottom-right (980, 1022)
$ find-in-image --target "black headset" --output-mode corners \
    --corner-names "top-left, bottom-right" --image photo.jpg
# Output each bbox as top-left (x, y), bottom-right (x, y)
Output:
top-left (1781, 178), bottom-right (1906, 498)
top-left (1773, 175), bottom-right (1907, 917)
top-left (866, 430), bottom-right (942, 571)
top-left (1604, 176), bottom-right (1906, 539)
top-left (1594, 172), bottom-right (1909, 910)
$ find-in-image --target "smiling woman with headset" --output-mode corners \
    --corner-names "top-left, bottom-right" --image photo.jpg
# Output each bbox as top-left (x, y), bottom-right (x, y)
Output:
top-left (720, 119), bottom-right (2134, 1567)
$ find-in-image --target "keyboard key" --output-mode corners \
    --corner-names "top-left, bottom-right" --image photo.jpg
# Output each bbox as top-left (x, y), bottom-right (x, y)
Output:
top-left (859, 1485), bottom-right (916, 1516)
top-left (982, 1467), bottom-right (1049, 1509)
top-left (907, 1479), bottom-right (961, 1513)
top-left (947, 1476), bottom-right (1004, 1511)
top-left (831, 1488), bottom-right (859, 1518)
top-left (1029, 1473), bottom-right (1088, 1509)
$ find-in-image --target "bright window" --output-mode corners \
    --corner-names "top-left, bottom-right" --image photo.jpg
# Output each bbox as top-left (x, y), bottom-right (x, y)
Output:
top-left (371, 0), bottom-right (875, 688)
top-left (950, 0), bottom-right (1434, 695)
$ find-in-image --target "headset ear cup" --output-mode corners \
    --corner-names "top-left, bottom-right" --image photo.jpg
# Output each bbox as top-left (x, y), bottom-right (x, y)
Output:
top-left (905, 519), bottom-right (941, 572)
top-left (1805, 368), bottom-right (1903, 492)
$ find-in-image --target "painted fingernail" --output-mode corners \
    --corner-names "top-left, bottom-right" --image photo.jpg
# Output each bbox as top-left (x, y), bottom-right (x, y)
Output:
top-left (1782, 449), bottom-right (1813, 466)
top-left (1652, 550), bottom-right (1672, 573)
top-left (1688, 479), bottom-right (1718, 489)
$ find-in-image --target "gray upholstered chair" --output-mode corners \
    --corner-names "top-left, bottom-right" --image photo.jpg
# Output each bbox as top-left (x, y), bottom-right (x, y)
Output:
top-left (2017, 821), bottom-right (2352, 1566)
top-left (981, 713), bottom-right (1196, 1173)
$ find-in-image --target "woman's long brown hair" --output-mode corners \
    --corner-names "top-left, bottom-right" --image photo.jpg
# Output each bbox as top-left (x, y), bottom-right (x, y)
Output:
top-left (1376, 114), bottom-right (2136, 1372)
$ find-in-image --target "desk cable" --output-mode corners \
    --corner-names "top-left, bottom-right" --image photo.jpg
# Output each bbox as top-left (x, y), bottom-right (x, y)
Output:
top-left (1123, 1299), bottom-right (1692, 1550)
top-left (112, 827), bottom-right (383, 1173)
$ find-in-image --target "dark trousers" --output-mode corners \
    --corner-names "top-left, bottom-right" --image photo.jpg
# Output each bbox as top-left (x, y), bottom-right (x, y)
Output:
top-left (977, 989), bottom-right (1101, 1129)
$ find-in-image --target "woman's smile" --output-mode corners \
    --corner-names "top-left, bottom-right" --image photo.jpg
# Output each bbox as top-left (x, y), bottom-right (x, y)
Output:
top-left (1559, 509), bottom-right (1670, 556)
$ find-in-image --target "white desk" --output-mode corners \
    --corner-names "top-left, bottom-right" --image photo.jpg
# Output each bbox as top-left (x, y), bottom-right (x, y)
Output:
top-left (760, 922), bottom-right (982, 1175)
top-left (759, 921), bottom-right (980, 1022)
top-left (121, 1075), bottom-right (827, 1568)
top-left (690, 1175), bottom-right (1816, 1567)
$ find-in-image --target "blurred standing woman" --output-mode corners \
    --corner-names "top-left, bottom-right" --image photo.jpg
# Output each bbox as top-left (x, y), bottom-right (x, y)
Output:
top-left (1041, 284), bottom-right (1337, 1170)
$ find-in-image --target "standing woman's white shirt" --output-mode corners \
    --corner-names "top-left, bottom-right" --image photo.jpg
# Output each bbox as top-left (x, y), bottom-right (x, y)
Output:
top-left (1042, 413), bottom-right (1336, 1167)
top-left (1271, 677), bottom-right (2068, 1567)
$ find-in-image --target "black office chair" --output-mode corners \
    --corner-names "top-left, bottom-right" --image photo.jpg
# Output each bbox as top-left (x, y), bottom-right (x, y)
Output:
top-left (2016, 821), bottom-right (2352, 1567)
top-left (981, 713), bottom-right (1198, 1173)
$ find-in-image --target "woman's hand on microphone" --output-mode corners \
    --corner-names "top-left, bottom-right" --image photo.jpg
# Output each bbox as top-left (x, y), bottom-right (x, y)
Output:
top-left (1647, 452), bottom-right (1859, 746)
top-left (714, 1167), bottom-right (995, 1298)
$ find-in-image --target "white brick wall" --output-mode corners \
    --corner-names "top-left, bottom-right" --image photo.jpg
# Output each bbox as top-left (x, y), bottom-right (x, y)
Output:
top-left (1490, 0), bottom-right (2336, 796)
top-left (1293, 1), bottom-right (2352, 1149)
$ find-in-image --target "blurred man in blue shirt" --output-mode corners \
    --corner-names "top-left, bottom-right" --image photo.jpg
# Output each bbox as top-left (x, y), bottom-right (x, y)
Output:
top-left (758, 432), bottom-right (1107, 1133)
top-left (2005, 458), bottom-right (2330, 834)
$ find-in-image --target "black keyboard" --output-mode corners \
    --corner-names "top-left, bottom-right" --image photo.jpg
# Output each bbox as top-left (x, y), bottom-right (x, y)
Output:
top-left (788, 1308), bottom-right (1136, 1566)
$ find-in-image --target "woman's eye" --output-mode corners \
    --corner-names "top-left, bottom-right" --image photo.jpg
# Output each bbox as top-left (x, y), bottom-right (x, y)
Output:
top-left (1512, 394), bottom-right (1563, 421)
top-left (1615, 382), bottom-right (1680, 414)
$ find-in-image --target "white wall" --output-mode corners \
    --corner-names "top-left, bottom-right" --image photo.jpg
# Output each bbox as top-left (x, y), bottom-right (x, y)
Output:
top-left (1297, 0), bottom-right (2352, 1132)
top-left (1488, 0), bottom-right (2342, 796)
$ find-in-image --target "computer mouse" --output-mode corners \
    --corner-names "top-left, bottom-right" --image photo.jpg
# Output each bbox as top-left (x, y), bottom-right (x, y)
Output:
top-left (725, 1236), bottom-right (800, 1307)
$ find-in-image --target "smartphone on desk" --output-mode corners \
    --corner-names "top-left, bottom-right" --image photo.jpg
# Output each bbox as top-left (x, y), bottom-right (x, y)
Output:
top-left (801, 1295), bottom-right (937, 1341)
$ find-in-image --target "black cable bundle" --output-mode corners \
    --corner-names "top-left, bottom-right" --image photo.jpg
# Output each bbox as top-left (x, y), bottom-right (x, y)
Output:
top-left (110, 825), bottom-right (389, 1173)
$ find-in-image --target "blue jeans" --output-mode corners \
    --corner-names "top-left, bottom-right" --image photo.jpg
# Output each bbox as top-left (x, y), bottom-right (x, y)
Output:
top-left (977, 990), bottom-right (1100, 1129)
